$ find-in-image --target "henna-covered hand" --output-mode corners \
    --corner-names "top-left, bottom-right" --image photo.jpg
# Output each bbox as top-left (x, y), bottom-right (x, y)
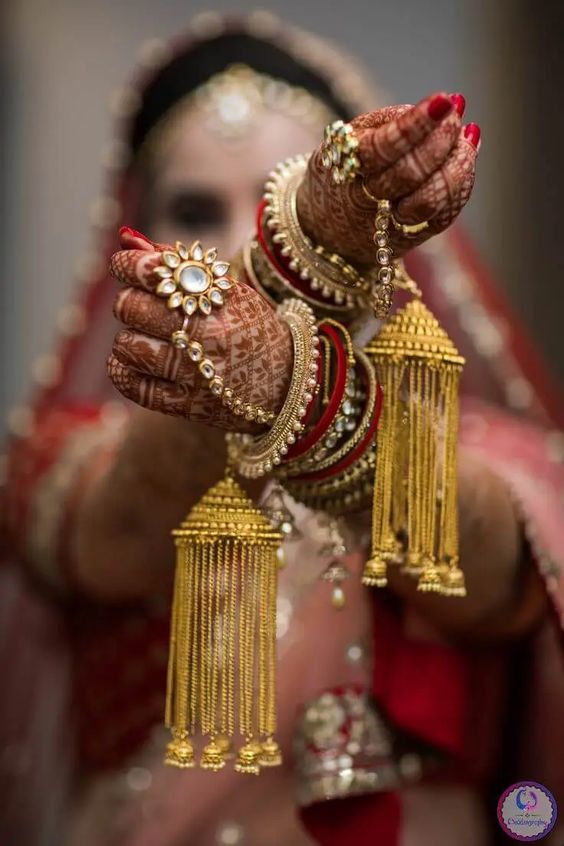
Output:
top-left (297, 92), bottom-right (480, 267)
top-left (108, 229), bottom-right (292, 431)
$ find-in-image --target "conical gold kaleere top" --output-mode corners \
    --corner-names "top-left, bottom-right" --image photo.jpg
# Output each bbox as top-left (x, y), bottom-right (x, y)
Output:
top-left (368, 298), bottom-right (465, 365)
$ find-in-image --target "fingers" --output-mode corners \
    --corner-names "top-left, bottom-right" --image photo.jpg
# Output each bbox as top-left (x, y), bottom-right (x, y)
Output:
top-left (110, 248), bottom-right (164, 293)
top-left (110, 243), bottom-right (241, 304)
top-left (118, 226), bottom-right (171, 253)
top-left (394, 127), bottom-right (478, 227)
top-left (357, 92), bottom-right (455, 176)
top-left (107, 353), bottom-right (192, 417)
top-left (113, 287), bottom-right (184, 340)
top-left (114, 277), bottom-right (266, 356)
top-left (350, 104), bottom-right (411, 132)
top-left (363, 109), bottom-right (462, 200)
top-left (113, 285), bottom-right (230, 356)
top-left (112, 329), bottom-right (198, 384)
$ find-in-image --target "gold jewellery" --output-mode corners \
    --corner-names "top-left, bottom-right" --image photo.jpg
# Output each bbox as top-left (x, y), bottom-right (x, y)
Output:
top-left (263, 155), bottom-right (375, 309)
top-left (156, 240), bottom-right (274, 425)
top-left (364, 195), bottom-right (396, 320)
top-left (244, 237), bottom-right (356, 315)
top-left (164, 299), bottom-right (315, 774)
top-left (364, 192), bottom-right (428, 320)
top-left (140, 63), bottom-right (337, 161)
top-left (162, 241), bottom-right (288, 772)
top-left (364, 300), bottom-right (466, 596)
top-left (165, 472), bottom-right (283, 773)
top-left (320, 120), bottom-right (361, 183)
top-left (279, 347), bottom-right (376, 479)
top-left (228, 299), bottom-right (319, 478)
top-left (163, 131), bottom-right (468, 779)
top-left (155, 239), bottom-right (233, 318)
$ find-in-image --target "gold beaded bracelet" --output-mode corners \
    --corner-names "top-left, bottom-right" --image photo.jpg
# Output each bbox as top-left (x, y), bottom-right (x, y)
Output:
top-left (177, 332), bottom-right (275, 425)
top-left (228, 299), bottom-right (319, 478)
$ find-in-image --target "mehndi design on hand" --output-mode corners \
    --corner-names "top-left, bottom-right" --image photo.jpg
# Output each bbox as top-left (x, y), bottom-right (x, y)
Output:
top-left (109, 238), bottom-right (292, 431)
top-left (297, 92), bottom-right (479, 268)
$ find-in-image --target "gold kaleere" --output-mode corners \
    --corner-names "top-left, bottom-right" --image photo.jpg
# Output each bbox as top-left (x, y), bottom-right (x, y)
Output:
top-left (164, 471), bottom-right (283, 774)
top-left (363, 298), bottom-right (466, 596)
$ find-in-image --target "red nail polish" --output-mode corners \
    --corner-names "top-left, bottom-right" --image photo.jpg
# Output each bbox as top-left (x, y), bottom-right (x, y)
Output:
top-left (450, 93), bottom-right (466, 118)
top-left (119, 225), bottom-right (151, 242)
top-left (428, 94), bottom-right (453, 121)
top-left (464, 122), bottom-right (481, 149)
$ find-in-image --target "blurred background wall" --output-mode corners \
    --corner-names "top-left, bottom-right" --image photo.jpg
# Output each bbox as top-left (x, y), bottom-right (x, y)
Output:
top-left (1, 0), bottom-right (563, 428)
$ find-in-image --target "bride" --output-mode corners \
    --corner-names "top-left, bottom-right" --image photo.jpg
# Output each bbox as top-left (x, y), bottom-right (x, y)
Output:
top-left (2, 13), bottom-right (562, 846)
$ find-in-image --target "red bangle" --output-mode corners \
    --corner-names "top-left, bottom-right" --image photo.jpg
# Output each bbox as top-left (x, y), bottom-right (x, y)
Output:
top-left (294, 365), bottom-right (384, 483)
top-left (284, 323), bottom-right (348, 461)
top-left (255, 201), bottom-right (340, 310)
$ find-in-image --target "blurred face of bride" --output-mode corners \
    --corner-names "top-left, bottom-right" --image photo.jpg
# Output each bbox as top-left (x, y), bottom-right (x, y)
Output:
top-left (143, 105), bottom-right (322, 257)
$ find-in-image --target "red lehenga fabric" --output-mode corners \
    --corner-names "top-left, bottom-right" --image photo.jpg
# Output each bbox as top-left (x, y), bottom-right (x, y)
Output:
top-left (1, 15), bottom-right (563, 846)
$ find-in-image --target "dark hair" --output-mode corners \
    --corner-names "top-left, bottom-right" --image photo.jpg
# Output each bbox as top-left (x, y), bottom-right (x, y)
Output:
top-left (130, 31), bottom-right (354, 155)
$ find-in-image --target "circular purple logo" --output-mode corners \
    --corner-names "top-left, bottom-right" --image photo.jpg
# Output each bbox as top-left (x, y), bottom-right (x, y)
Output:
top-left (497, 781), bottom-right (557, 841)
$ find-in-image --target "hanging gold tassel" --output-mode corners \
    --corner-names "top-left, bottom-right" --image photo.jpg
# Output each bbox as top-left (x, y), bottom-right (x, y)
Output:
top-left (164, 472), bottom-right (283, 773)
top-left (363, 298), bottom-right (466, 596)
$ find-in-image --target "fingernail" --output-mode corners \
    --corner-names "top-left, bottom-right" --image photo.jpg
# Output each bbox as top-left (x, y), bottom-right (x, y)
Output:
top-left (428, 94), bottom-right (453, 121)
top-left (119, 226), bottom-right (152, 243)
top-left (450, 93), bottom-right (466, 118)
top-left (464, 122), bottom-right (481, 149)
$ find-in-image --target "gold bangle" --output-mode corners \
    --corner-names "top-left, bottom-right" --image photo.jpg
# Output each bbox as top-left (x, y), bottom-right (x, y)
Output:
top-left (289, 448), bottom-right (376, 500)
top-left (242, 238), bottom-right (279, 309)
top-left (228, 299), bottom-right (319, 478)
top-left (285, 446), bottom-right (377, 514)
top-left (278, 348), bottom-right (377, 478)
top-left (283, 366), bottom-right (362, 475)
top-left (278, 321), bottom-right (360, 475)
top-left (247, 236), bottom-right (355, 315)
top-left (320, 319), bottom-right (355, 365)
top-left (320, 335), bottom-right (332, 406)
top-left (263, 155), bottom-right (375, 307)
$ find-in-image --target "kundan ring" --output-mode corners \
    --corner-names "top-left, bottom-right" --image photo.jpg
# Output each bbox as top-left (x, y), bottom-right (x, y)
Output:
top-left (320, 120), bottom-right (361, 184)
top-left (154, 240), bottom-right (274, 426)
top-left (154, 239), bottom-right (234, 338)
